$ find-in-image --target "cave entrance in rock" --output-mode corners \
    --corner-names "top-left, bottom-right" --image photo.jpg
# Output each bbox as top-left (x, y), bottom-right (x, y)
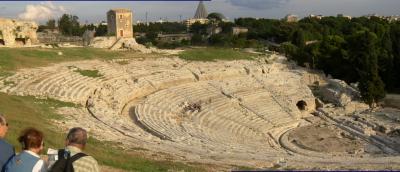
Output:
top-left (15, 38), bottom-right (26, 46)
top-left (296, 100), bottom-right (307, 111)
top-left (0, 39), bottom-right (4, 45)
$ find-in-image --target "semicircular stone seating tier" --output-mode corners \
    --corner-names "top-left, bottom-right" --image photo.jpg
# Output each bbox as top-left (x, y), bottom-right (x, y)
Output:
top-left (0, 67), bottom-right (103, 104)
top-left (134, 73), bottom-right (315, 151)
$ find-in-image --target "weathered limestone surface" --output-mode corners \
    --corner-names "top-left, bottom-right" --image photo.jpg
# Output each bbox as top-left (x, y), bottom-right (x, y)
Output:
top-left (320, 79), bottom-right (361, 107)
top-left (0, 18), bottom-right (38, 46)
top-left (1, 54), bottom-right (399, 169)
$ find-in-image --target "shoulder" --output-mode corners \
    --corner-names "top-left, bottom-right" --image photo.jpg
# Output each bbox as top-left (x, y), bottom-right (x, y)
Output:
top-left (74, 154), bottom-right (99, 166)
top-left (80, 155), bottom-right (98, 164)
top-left (0, 139), bottom-right (14, 154)
top-left (0, 139), bottom-right (13, 148)
top-left (73, 155), bottom-right (99, 172)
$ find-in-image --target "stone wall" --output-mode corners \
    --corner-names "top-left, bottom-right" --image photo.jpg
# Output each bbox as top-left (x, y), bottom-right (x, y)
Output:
top-left (0, 18), bottom-right (38, 46)
top-left (37, 32), bottom-right (83, 46)
top-left (384, 94), bottom-right (400, 109)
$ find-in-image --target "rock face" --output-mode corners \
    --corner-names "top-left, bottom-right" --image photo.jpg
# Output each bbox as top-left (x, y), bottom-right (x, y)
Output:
top-left (320, 79), bottom-right (360, 107)
top-left (90, 37), bottom-right (154, 53)
top-left (0, 18), bottom-right (38, 46)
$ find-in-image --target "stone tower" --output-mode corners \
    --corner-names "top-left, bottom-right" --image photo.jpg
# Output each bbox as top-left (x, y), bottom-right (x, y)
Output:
top-left (107, 9), bottom-right (133, 38)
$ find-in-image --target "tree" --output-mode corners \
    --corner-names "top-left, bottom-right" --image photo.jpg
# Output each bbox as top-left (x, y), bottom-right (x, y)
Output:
top-left (46, 19), bottom-right (56, 30)
top-left (377, 28), bottom-right (395, 91)
top-left (280, 42), bottom-right (298, 58)
top-left (207, 13), bottom-right (225, 22)
top-left (95, 24), bottom-right (107, 36)
top-left (349, 31), bottom-right (385, 107)
top-left (292, 29), bottom-right (305, 48)
top-left (58, 14), bottom-right (81, 36)
top-left (189, 22), bottom-right (208, 35)
top-left (390, 23), bottom-right (400, 92)
top-left (191, 34), bottom-right (204, 45)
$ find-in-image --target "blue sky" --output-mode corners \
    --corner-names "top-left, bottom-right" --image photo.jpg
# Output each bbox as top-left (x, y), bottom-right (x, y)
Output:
top-left (0, 0), bottom-right (399, 24)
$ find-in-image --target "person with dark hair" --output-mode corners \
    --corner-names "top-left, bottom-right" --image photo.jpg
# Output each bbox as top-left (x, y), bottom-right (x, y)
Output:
top-left (49, 127), bottom-right (99, 172)
top-left (4, 128), bottom-right (46, 172)
top-left (0, 114), bottom-right (15, 172)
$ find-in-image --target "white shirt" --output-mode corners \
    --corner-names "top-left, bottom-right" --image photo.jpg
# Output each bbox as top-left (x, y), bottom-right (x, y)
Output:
top-left (24, 150), bottom-right (47, 172)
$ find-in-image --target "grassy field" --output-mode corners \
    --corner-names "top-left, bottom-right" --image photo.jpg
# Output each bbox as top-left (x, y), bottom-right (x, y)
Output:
top-left (0, 93), bottom-right (204, 172)
top-left (179, 47), bottom-right (255, 61)
top-left (0, 48), bottom-right (128, 71)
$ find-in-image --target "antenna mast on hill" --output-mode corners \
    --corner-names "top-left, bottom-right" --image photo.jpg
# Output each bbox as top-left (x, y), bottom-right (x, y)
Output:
top-left (145, 12), bottom-right (148, 25)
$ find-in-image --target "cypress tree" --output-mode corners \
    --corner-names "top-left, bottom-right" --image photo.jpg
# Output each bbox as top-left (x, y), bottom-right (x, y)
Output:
top-left (350, 31), bottom-right (385, 107)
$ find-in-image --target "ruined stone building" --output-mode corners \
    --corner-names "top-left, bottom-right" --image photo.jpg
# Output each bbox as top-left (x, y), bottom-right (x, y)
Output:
top-left (107, 9), bottom-right (133, 38)
top-left (0, 18), bottom-right (38, 46)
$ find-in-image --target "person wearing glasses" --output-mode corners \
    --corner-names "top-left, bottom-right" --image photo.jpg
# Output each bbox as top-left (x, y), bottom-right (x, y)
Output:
top-left (4, 128), bottom-right (47, 172)
top-left (0, 114), bottom-right (14, 172)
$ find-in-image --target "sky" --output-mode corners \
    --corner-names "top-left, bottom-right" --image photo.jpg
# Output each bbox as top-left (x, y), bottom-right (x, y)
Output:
top-left (0, 0), bottom-right (399, 24)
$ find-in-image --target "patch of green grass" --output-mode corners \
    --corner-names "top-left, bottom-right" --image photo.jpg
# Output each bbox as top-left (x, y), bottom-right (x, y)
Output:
top-left (37, 97), bottom-right (81, 108)
top-left (75, 69), bottom-right (103, 78)
top-left (0, 71), bottom-right (14, 78)
top-left (179, 48), bottom-right (254, 61)
top-left (115, 60), bottom-right (129, 65)
top-left (0, 93), bottom-right (204, 172)
top-left (0, 48), bottom-right (131, 72)
top-left (3, 80), bottom-right (16, 86)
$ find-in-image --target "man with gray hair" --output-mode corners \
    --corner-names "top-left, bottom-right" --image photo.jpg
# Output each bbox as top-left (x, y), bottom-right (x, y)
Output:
top-left (50, 127), bottom-right (99, 172)
top-left (0, 114), bottom-right (15, 172)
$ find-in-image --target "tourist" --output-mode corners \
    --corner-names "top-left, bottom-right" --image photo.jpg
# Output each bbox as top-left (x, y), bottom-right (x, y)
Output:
top-left (4, 128), bottom-right (46, 172)
top-left (50, 127), bottom-right (99, 172)
top-left (0, 114), bottom-right (15, 172)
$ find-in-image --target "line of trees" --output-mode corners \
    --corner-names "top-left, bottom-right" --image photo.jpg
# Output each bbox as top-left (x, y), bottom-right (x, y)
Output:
top-left (184, 16), bottom-right (400, 106)
top-left (274, 16), bottom-right (400, 106)
top-left (38, 14), bottom-right (108, 37)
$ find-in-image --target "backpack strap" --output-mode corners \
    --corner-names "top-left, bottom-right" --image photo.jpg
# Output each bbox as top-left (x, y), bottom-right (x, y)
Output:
top-left (64, 152), bottom-right (88, 172)
top-left (58, 149), bottom-right (69, 159)
top-left (69, 153), bottom-right (88, 163)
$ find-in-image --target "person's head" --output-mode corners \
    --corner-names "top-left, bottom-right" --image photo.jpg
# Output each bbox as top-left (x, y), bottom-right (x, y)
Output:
top-left (66, 127), bottom-right (88, 150)
top-left (18, 128), bottom-right (44, 154)
top-left (0, 114), bottom-right (8, 138)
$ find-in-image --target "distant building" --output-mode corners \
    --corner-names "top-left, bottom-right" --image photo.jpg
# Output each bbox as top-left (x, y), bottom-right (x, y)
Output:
top-left (284, 14), bottom-right (298, 22)
top-left (135, 32), bottom-right (146, 39)
top-left (309, 14), bottom-right (324, 20)
top-left (363, 14), bottom-right (400, 22)
top-left (155, 19), bottom-right (166, 24)
top-left (207, 26), bottom-right (222, 35)
top-left (186, 1), bottom-right (209, 29)
top-left (107, 8), bottom-right (133, 38)
top-left (337, 14), bottom-right (352, 20)
top-left (156, 33), bottom-right (192, 43)
top-left (232, 27), bottom-right (248, 35)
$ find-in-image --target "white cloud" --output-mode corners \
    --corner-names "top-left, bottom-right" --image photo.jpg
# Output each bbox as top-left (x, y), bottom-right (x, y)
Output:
top-left (18, 2), bottom-right (66, 21)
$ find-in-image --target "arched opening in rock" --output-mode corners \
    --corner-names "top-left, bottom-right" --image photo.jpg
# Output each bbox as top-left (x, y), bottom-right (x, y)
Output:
top-left (15, 38), bottom-right (26, 46)
top-left (0, 39), bottom-right (5, 45)
top-left (296, 100), bottom-right (307, 111)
